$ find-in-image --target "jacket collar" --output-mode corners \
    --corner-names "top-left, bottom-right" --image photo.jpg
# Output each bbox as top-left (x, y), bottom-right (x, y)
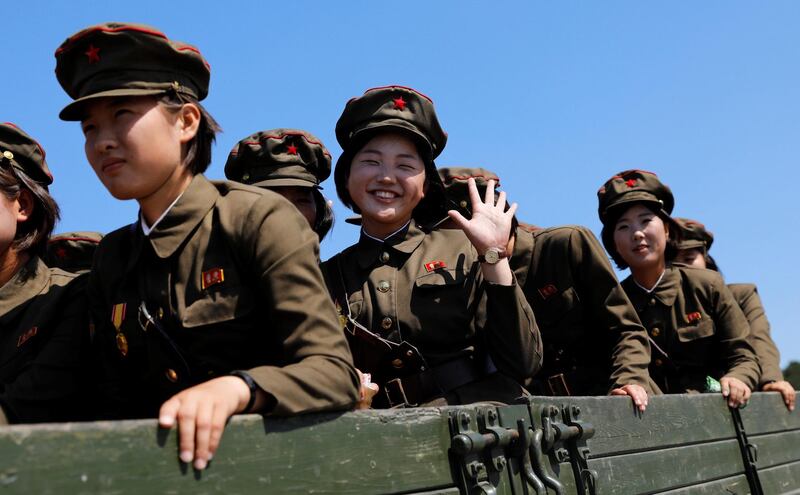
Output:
top-left (0, 256), bottom-right (50, 319)
top-left (146, 175), bottom-right (218, 259)
top-left (355, 221), bottom-right (425, 269)
top-left (626, 265), bottom-right (680, 308)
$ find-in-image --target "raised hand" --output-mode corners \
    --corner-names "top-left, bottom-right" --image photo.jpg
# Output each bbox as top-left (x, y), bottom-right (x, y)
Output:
top-left (447, 178), bottom-right (517, 255)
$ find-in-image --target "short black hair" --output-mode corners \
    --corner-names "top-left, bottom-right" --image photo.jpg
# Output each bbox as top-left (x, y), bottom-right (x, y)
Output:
top-left (313, 189), bottom-right (334, 241)
top-left (159, 92), bottom-right (221, 175)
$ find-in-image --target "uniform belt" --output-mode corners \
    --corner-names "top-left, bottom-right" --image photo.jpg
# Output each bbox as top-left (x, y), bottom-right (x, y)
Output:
top-left (381, 356), bottom-right (484, 408)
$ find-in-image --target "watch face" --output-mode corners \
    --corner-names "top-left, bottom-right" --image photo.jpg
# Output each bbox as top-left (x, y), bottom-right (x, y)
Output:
top-left (485, 249), bottom-right (500, 264)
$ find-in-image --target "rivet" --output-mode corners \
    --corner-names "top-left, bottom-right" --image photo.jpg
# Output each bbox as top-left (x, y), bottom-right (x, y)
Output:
top-left (165, 368), bottom-right (178, 382)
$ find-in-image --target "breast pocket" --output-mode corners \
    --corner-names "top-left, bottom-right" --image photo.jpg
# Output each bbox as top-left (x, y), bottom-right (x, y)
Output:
top-left (676, 319), bottom-right (715, 342)
top-left (531, 286), bottom-right (580, 326)
top-left (182, 285), bottom-right (255, 328)
top-left (411, 269), bottom-right (471, 341)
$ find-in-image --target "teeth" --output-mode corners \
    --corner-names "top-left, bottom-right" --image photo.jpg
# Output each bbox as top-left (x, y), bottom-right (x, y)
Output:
top-left (374, 191), bottom-right (397, 199)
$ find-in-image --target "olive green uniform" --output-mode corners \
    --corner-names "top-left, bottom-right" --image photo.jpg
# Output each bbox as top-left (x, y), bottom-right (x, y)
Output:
top-left (0, 257), bottom-right (90, 424)
top-left (322, 223), bottom-right (542, 407)
top-left (512, 225), bottom-right (654, 395)
top-left (728, 283), bottom-right (783, 386)
top-left (622, 265), bottom-right (760, 392)
top-left (89, 175), bottom-right (360, 418)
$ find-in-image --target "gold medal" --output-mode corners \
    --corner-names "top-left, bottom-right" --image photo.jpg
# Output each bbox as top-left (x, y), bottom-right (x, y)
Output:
top-left (116, 332), bottom-right (129, 357)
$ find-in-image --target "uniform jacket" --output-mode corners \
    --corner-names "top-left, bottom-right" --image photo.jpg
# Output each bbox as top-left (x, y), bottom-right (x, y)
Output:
top-left (0, 256), bottom-right (89, 423)
top-left (622, 265), bottom-right (760, 392)
top-left (728, 283), bottom-right (783, 386)
top-left (88, 175), bottom-right (359, 418)
top-left (511, 225), bottom-right (653, 395)
top-left (322, 222), bottom-right (542, 406)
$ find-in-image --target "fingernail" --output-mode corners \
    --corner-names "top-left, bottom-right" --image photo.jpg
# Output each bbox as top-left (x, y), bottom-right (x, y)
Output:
top-left (159, 415), bottom-right (174, 427)
top-left (207, 453), bottom-right (214, 461)
top-left (180, 451), bottom-right (193, 463)
top-left (194, 458), bottom-right (207, 470)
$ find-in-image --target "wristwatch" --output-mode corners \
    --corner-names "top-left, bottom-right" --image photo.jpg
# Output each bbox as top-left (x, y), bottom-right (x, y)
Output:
top-left (229, 370), bottom-right (258, 413)
top-left (478, 247), bottom-right (505, 264)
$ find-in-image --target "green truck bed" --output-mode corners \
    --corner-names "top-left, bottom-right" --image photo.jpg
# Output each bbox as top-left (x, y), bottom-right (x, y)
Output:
top-left (0, 392), bottom-right (796, 494)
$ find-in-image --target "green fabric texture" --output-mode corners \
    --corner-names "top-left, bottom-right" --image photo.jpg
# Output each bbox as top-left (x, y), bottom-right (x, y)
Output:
top-left (224, 129), bottom-right (331, 189)
top-left (0, 123), bottom-right (53, 186)
top-left (54, 22), bottom-right (210, 120)
top-left (597, 169), bottom-right (675, 222)
top-left (674, 217), bottom-right (715, 251)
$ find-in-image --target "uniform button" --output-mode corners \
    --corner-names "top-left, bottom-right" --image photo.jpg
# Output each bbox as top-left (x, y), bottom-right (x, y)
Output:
top-left (649, 298), bottom-right (657, 306)
top-left (377, 280), bottom-right (391, 293)
top-left (158, 307), bottom-right (165, 319)
top-left (391, 358), bottom-right (404, 369)
top-left (459, 200), bottom-right (468, 208)
top-left (654, 358), bottom-right (663, 367)
top-left (165, 368), bottom-right (179, 382)
top-left (380, 252), bottom-right (390, 263)
top-left (381, 317), bottom-right (393, 329)
top-left (242, 173), bottom-right (250, 181)
top-left (2, 151), bottom-right (13, 160)
top-left (651, 327), bottom-right (660, 337)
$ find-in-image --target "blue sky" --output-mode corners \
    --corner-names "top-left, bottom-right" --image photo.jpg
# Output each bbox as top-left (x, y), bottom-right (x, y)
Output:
top-left (5, 2), bottom-right (798, 366)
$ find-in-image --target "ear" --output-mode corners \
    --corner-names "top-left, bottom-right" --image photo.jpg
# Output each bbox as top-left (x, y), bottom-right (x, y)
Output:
top-left (177, 103), bottom-right (201, 144)
top-left (15, 189), bottom-right (34, 223)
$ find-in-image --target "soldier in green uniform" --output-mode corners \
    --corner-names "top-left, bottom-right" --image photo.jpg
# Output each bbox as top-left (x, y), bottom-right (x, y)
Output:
top-left (438, 167), bottom-right (653, 411)
top-left (44, 231), bottom-right (103, 273)
top-left (225, 129), bottom-right (335, 240)
top-left (54, 23), bottom-right (359, 469)
top-left (597, 169), bottom-right (758, 407)
top-left (673, 218), bottom-right (795, 411)
top-left (0, 123), bottom-right (90, 424)
top-left (322, 86), bottom-right (542, 408)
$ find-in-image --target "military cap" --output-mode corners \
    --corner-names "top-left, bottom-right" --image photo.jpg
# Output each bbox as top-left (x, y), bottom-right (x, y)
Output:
top-left (674, 218), bottom-right (714, 252)
top-left (335, 85), bottom-right (447, 159)
top-left (438, 166), bottom-right (501, 218)
top-left (225, 129), bottom-right (331, 189)
top-left (0, 123), bottom-right (53, 186)
top-left (45, 232), bottom-right (103, 273)
top-left (597, 169), bottom-right (675, 224)
top-left (55, 22), bottom-right (210, 121)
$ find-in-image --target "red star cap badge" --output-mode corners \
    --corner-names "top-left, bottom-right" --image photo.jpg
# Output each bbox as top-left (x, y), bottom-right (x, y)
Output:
top-left (286, 144), bottom-right (298, 155)
top-left (55, 247), bottom-right (68, 259)
top-left (625, 179), bottom-right (636, 188)
top-left (85, 44), bottom-right (101, 64)
top-left (393, 97), bottom-right (406, 110)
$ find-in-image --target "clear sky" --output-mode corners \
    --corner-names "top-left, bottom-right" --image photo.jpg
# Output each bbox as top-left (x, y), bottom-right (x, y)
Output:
top-left (4, 2), bottom-right (798, 366)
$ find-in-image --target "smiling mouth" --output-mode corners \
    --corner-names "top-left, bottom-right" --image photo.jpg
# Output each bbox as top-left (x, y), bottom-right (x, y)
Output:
top-left (371, 190), bottom-right (399, 200)
top-left (633, 245), bottom-right (649, 254)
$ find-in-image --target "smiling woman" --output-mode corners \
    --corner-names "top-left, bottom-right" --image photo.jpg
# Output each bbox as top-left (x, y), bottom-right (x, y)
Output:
top-left (322, 85), bottom-right (542, 409)
top-left (597, 169), bottom-right (759, 408)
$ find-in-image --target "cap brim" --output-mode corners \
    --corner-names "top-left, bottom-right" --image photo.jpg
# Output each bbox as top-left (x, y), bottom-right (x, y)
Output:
top-left (59, 88), bottom-right (169, 121)
top-left (250, 177), bottom-right (319, 189)
top-left (344, 215), bottom-right (362, 226)
top-left (351, 122), bottom-right (434, 160)
top-left (675, 240), bottom-right (706, 251)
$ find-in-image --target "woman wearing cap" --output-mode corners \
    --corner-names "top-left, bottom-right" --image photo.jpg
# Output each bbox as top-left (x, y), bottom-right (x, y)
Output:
top-left (0, 123), bottom-right (90, 424)
top-left (673, 218), bottom-right (795, 411)
top-left (224, 129), bottom-right (334, 241)
top-left (597, 170), bottom-right (759, 407)
top-left (54, 23), bottom-right (359, 470)
top-left (322, 86), bottom-right (541, 408)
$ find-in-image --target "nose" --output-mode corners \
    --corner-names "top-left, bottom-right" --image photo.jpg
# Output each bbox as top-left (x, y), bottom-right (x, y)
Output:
top-left (632, 229), bottom-right (645, 241)
top-left (93, 127), bottom-right (117, 155)
top-left (375, 163), bottom-right (395, 183)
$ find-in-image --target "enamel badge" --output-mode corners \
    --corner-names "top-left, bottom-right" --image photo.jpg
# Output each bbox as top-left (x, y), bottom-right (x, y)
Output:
top-left (202, 268), bottom-right (225, 290)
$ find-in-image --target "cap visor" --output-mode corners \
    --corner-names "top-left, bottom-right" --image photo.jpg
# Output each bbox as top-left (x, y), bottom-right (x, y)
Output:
top-left (250, 177), bottom-right (319, 189)
top-left (59, 88), bottom-right (169, 121)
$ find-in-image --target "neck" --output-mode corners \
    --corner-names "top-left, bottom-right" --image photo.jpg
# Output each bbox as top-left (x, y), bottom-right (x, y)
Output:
top-left (0, 248), bottom-right (30, 288)
top-left (362, 217), bottom-right (411, 241)
top-left (631, 260), bottom-right (666, 290)
top-left (139, 168), bottom-right (194, 226)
